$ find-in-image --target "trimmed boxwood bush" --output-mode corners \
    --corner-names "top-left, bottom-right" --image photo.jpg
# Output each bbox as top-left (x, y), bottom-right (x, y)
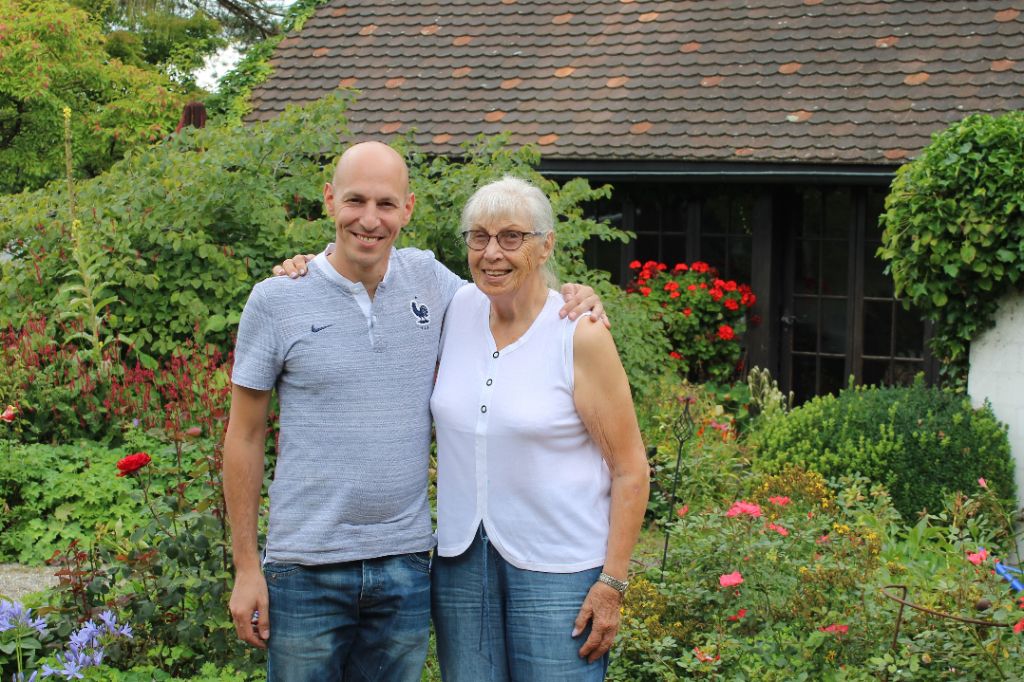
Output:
top-left (750, 380), bottom-right (1015, 520)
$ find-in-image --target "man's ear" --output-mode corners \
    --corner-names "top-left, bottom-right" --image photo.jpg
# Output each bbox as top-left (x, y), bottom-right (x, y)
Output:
top-left (323, 182), bottom-right (336, 217)
top-left (402, 192), bottom-right (416, 225)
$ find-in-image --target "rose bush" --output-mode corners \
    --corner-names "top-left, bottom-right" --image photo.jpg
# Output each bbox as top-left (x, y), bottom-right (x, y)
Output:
top-left (627, 260), bottom-right (756, 383)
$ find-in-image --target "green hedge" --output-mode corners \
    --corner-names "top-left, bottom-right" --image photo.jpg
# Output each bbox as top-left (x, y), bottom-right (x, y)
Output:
top-left (750, 380), bottom-right (1015, 520)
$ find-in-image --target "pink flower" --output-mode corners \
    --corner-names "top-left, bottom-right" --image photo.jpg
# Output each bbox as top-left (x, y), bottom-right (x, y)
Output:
top-left (978, 478), bottom-right (988, 489)
top-left (819, 624), bottom-right (849, 635)
top-left (0, 405), bottom-right (16, 423)
top-left (766, 522), bottom-right (789, 537)
top-left (816, 534), bottom-right (830, 544)
top-left (768, 496), bottom-right (791, 506)
top-left (676, 504), bottom-right (689, 518)
top-left (727, 608), bottom-right (747, 622)
top-left (725, 500), bottom-right (763, 518)
top-left (967, 549), bottom-right (989, 566)
top-left (719, 571), bottom-right (743, 587)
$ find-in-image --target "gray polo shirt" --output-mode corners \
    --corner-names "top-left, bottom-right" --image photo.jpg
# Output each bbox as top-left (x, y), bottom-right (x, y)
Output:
top-left (231, 248), bottom-right (464, 564)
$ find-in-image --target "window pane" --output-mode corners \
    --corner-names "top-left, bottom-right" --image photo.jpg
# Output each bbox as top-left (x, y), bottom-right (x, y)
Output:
top-left (800, 189), bottom-right (822, 239)
top-left (794, 241), bottom-right (820, 295)
top-left (793, 297), bottom-right (818, 352)
top-left (702, 194), bottom-right (728, 234)
top-left (863, 301), bottom-right (894, 357)
top-left (819, 357), bottom-right (847, 397)
top-left (701, 236), bottom-right (727, 272)
top-left (863, 241), bottom-right (893, 298)
top-left (823, 189), bottom-right (851, 239)
top-left (820, 299), bottom-right (848, 354)
top-left (862, 359), bottom-right (891, 387)
top-left (635, 202), bottom-right (661, 232)
top-left (894, 306), bottom-right (925, 358)
top-left (727, 235), bottom-right (752, 283)
top-left (820, 241), bottom-right (849, 296)
top-left (662, 232), bottom-right (687, 266)
top-left (792, 354), bottom-right (817, 405)
top-left (634, 232), bottom-right (660, 263)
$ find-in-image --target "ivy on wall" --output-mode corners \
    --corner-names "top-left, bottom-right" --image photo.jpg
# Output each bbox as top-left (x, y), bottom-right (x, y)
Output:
top-left (878, 111), bottom-right (1024, 385)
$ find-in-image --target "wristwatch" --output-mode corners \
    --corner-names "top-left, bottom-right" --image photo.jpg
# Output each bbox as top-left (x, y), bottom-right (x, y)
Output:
top-left (597, 572), bottom-right (629, 595)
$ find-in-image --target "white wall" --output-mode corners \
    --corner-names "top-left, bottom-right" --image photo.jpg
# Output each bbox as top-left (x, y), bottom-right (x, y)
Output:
top-left (968, 291), bottom-right (1024, 515)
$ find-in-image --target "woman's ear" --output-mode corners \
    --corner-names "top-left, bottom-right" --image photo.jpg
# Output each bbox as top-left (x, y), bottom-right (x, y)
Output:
top-left (540, 231), bottom-right (555, 262)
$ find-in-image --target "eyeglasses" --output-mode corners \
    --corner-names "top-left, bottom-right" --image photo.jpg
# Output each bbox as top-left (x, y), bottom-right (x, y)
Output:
top-left (461, 230), bottom-right (543, 251)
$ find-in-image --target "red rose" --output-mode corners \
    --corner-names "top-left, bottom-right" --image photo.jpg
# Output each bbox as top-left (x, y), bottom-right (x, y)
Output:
top-left (629, 260), bottom-right (642, 269)
top-left (717, 325), bottom-right (735, 341)
top-left (669, 351), bottom-right (682, 360)
top-left (724, 298), bottom-right (739, 311)
top-left (0, 405), bottom-right (16, 423)
top-left (673, 263), bottom-right (688, 272)
top-left (639, 286), bottom-right (651, 297)
top-left (117, 452), bottom-right (152, 477)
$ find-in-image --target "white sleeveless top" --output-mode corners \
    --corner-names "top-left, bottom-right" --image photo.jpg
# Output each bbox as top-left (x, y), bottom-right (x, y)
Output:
top-left (430, 285), bottom-right (611, 572)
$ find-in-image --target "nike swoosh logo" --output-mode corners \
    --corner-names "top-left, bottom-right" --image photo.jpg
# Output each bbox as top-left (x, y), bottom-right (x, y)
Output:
top-left (311, 324), bottom-right (335, 333)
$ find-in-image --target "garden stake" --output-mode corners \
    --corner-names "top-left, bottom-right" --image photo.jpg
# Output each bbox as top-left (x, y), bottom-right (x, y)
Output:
top-left (661, 399), bottom-right (694, 582)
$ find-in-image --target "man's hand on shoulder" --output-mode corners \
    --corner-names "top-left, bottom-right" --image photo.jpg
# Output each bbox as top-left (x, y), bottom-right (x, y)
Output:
top-left (559, 283), bottom-right (610, 329)
top-left (272, 254), bottom-right (316, 278)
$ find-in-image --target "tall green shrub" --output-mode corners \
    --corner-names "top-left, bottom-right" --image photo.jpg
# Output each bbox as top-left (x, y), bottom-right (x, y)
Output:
top-left (750, 380), bottom-right (1015, 520)
top-left (878, 112), bottom-right (1024, 384)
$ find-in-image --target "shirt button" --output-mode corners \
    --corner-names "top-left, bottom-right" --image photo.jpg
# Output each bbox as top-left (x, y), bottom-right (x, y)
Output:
top-left (492, 351), bottom-right (499, 358)
top-left (481, 405), bottom-right (487, 413)
top-left (486, 379), bottom-right (493, 386)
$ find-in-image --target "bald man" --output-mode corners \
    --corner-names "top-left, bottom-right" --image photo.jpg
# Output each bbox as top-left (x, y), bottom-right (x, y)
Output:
top-left (224, 142), bottom-right (602, 681)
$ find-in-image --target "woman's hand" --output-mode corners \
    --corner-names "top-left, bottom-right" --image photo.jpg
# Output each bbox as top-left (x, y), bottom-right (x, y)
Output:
top-left (572, 580), bottom-right (623, 662)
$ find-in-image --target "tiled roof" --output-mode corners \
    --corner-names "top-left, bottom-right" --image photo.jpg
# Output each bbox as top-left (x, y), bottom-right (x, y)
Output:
top-left (247, 1), bottom-right (1024, 166)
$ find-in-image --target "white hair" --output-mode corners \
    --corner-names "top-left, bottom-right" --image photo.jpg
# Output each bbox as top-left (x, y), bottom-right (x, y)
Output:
top-left (461, 176), bottom-right (558, 287)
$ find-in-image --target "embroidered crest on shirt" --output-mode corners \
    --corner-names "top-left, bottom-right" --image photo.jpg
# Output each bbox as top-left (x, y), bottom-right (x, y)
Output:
top-left (411, 300), bottom-right (430, 326)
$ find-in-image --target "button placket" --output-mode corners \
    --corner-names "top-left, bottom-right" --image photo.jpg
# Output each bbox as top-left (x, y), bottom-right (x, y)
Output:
top-left (474, 348), bottom-right (499, 519)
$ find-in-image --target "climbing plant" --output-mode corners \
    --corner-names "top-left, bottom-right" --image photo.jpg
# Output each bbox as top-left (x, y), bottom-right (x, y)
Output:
top-left (878, 111), bottom-right (1024, 385)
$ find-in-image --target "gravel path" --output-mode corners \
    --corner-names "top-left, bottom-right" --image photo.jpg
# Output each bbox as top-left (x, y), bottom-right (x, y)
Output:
top-left (0, 564), bottom-right (57, 602)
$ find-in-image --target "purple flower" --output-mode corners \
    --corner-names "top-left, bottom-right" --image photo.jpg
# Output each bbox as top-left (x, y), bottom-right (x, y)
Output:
top-left (0, 599), bottom-right (47, 637)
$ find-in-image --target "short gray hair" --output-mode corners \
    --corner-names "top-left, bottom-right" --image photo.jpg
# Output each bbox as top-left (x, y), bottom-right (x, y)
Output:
top-left (460, 175), bottom-right (555, 236)
top-left (460, 176), bottom-right (559, 287)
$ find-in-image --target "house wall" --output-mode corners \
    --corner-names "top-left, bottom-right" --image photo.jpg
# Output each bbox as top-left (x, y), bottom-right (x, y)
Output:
top-left (968, 291), bottom-right (1024, 513)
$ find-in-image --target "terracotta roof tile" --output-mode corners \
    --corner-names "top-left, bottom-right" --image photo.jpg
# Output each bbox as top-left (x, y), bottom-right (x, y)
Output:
top-left (248, 0), bottom-right (1024, 166)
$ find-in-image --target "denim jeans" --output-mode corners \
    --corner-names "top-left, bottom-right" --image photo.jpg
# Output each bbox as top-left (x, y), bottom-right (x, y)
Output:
top-left (264, 551), bottom-right (431, 682)
top-left (432, 526), bottom-right (608, 681)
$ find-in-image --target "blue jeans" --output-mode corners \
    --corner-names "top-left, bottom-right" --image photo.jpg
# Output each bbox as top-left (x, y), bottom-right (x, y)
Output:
top-left (264, 552), bottom-right (431, 682)
top-left (432, 526), bottom-right (608, 681)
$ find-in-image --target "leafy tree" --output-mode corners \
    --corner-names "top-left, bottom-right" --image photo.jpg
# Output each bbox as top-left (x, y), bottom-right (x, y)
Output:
top-left (75, 0), bottom-right (286, 44)
top-left (0, 0), bottom-right (186, 194)
top-left (0, 94), bottom-right (635, 361)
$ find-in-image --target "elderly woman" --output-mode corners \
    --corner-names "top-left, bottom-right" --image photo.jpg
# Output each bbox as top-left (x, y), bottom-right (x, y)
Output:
top-left (430, 175), bottom-right (649, 681)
